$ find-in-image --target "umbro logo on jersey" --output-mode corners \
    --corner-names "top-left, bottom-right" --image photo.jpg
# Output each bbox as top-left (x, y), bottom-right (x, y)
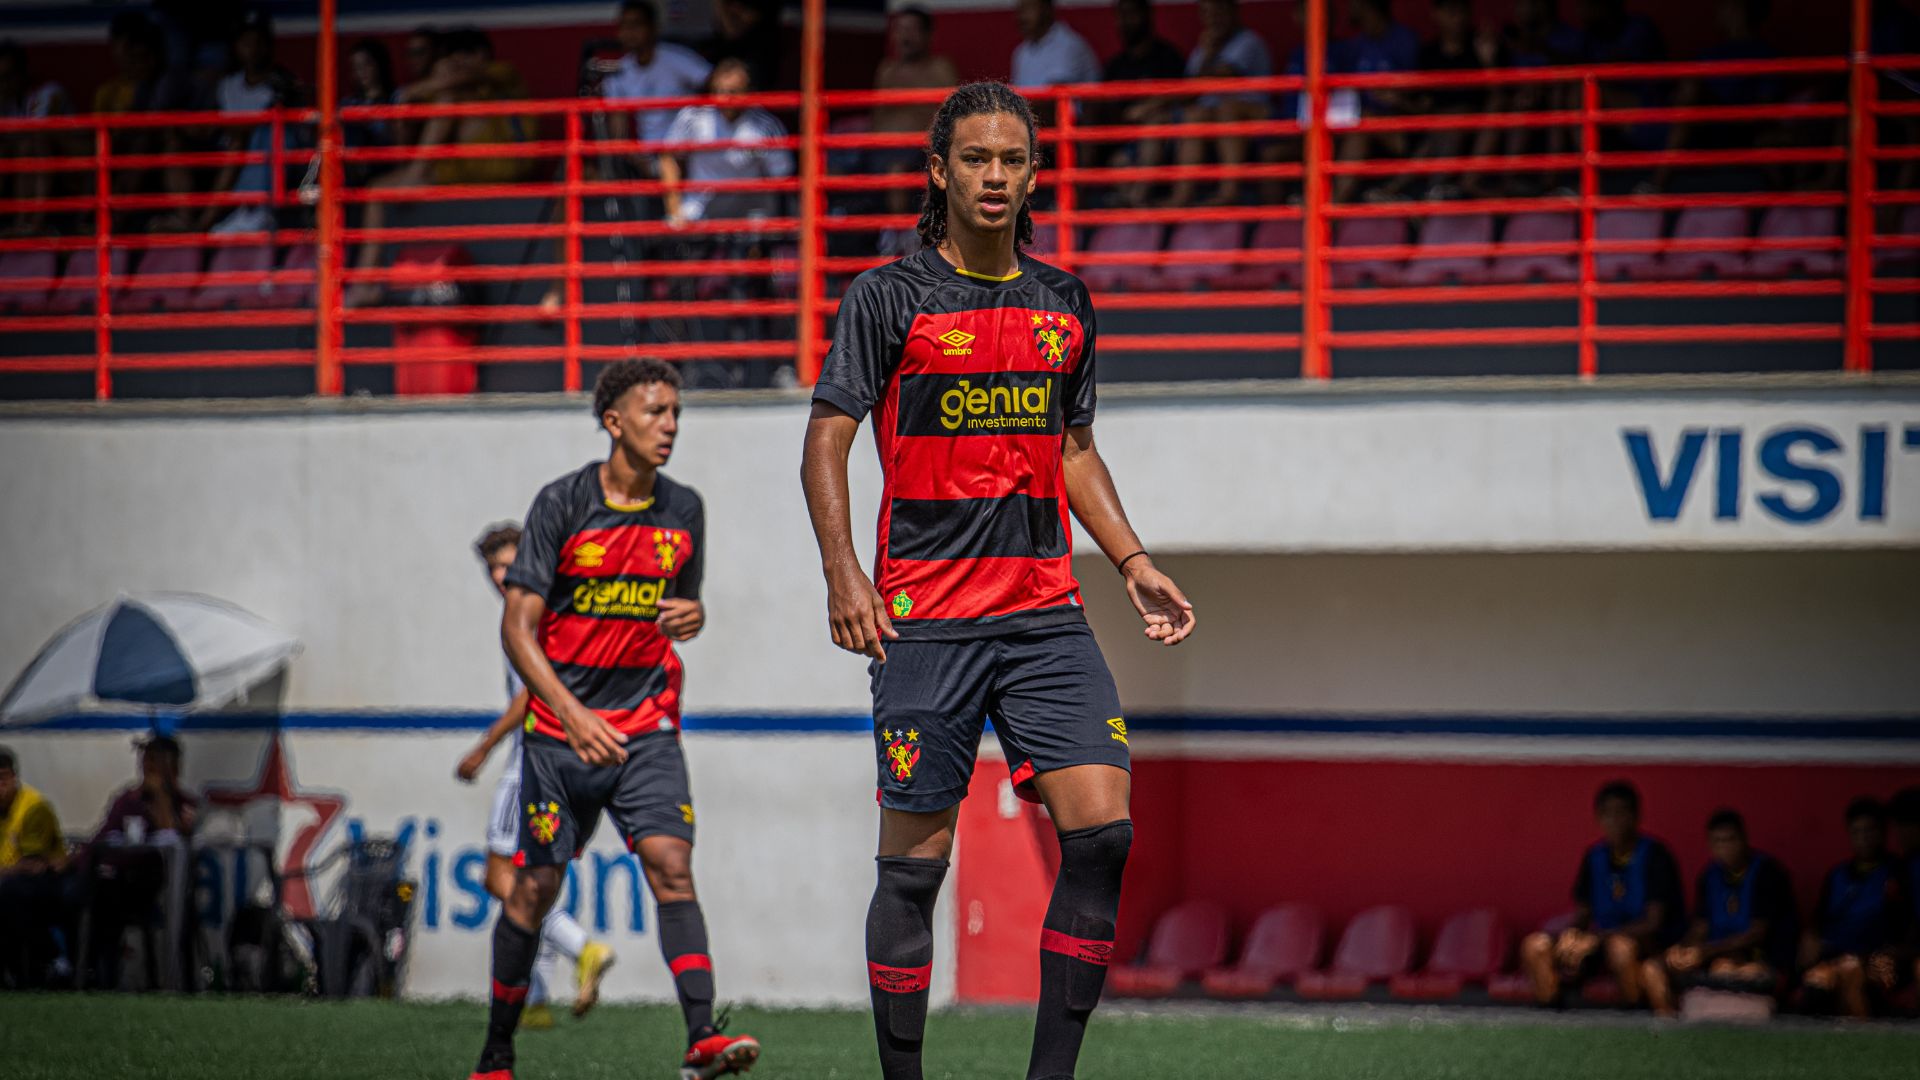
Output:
top-left (937, 328), bottom-right (976, 356)
top-left (572, 541), bottom-right (608, 568)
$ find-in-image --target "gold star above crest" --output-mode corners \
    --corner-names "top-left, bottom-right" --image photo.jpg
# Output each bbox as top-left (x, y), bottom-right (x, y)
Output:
top-left (882, 728), bottom-right (893, 741)
top-left (1031, 312), bottom-right (1044, 326)
top-left (907, 728), bottom-right (920, 742)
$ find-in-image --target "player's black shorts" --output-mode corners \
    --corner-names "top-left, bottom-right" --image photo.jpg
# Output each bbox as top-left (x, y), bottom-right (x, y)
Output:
top-left (870, 621), bottom-right (1128, 813)
top-left (517, 729), bottom-right (695, 865)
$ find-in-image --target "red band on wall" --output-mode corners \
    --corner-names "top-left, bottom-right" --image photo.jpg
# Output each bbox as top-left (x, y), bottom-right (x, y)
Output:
top-left (668, 953), bottom-right (713, 977)
top-left (1040, 929), bottom-right (1115, 966)
top-left (867, 961), bottom-right (933, 993)
top-left (492, 978), bottom-right (530, 1003)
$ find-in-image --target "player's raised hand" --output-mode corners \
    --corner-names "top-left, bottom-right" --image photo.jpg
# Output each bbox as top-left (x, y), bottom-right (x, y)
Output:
top-left (1122, 558), bottom-right (1196, 646)
top-left (455, 745), bottom-right (488, 783)
top-left (559, 701), bottom-right (629, 766)
top-left (658, 598), bottom-right (705, 642)
top-left (825, 563), bottom-right (899, 662)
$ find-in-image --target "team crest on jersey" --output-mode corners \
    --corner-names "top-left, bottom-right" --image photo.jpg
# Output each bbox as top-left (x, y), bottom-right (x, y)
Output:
top-left (891, 590), bottom-right (914, 618)
top-left (883, 728), bottom-right (921, 784)
top-left (1031, 311), bottom-right (1072, 368)
top-left (571, 541), bottom-right (608, 569)
top-left (526, 801), bottom-right (561, 845)
top-left (652, 529), bottom-right (684, 573)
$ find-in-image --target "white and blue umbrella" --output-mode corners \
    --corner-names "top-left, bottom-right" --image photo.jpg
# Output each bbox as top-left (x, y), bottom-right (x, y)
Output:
top-left (0, 592), bottom-right (301, 726)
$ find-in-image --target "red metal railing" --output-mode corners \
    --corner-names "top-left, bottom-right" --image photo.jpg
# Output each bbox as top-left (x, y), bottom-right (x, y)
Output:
top-left (0, 0), bottom-right (1914, 398)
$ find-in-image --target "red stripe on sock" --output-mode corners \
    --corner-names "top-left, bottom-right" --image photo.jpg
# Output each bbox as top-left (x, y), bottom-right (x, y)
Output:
top-left (668, 953), bottom-right (713, 977)
top-left (1040, 929), bottom-right (1115, 966)
top-left (867, 961), bottom-right (932, 993)
top-left (491, 978), bottom-right (530, 1003)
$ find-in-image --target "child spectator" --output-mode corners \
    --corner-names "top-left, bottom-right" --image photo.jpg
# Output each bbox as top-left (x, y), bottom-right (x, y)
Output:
top-left (1519, 780), bottom-right (1687, 1009)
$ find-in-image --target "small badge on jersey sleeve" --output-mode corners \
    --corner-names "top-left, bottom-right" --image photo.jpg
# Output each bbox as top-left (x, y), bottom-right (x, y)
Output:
top-left (1030, 311), bottom-right (1074, 369)
top-left (890, 590), bottom-right (914, 619)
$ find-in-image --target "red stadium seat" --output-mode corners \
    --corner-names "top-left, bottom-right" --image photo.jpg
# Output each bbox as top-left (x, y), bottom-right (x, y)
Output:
top-left (272, 245), bottom-right (317, 308)
top-left (1330, 217), bottom-right (1407, 287)
top-left (1874, 205), bottom-right (1920, 276)
top-left (0, 250), bottom-right (58, 313)
top-left (1159, 220), bottom-right (1247, 291)
top-left (1661, 206), bottom-right (1749, 280)
top-left (1747, 206), bottom-right (1840, 279)
top-left (119, 247), bottom-right (203, 313)
top-left (1201, 903), bottom-right (1323, 999)
top-left (1489, 212), bottom-right (1577, 284)
top-left (1104, 900), bottom-right (1231, 998)
top-left (1593, 209), bottom-right (1664, 282)
top-left (1401, 214), bottom-right (1494, 286)
top-left (1486, 972), bottom-right (1535, 1003)
top-left (192, 245), bottom-right (278, 310)
top-left (1388, 907), bottom-right (1508, 1001)
top-left (1078, 223), bottom-right (1165, 293)
top-left (1216, 218), bottom-right (1302, 290)
top-left (44, 248), bottom-right (129, 314)
top-left (1295, 905), bottom-right (1416, 1000)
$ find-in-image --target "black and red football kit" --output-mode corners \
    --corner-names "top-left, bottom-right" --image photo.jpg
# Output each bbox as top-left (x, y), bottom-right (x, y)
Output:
top-left (503, 463), bottom-right (705, 859)
top-left (814, 247), bottom-right (1127, 813)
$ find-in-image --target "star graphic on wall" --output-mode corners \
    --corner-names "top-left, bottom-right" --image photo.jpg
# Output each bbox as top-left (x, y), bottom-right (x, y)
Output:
top-left (205, 735), bottom-right (345, 919)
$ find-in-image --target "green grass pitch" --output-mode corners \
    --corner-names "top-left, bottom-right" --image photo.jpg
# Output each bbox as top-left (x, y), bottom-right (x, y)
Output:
top-left (5, 994), bottom-right (1920, 1080)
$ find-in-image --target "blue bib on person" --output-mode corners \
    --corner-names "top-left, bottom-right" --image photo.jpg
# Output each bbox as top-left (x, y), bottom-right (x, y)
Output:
top-left (1821, 860), bottom-right (1896, 956)
top-left (1704, 855), bottom-right (1766, 941)
top-left (1588, 838), bottom-right (1652, 931)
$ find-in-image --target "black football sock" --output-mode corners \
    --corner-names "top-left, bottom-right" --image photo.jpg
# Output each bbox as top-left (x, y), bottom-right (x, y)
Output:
top-left (477, 913), bottom-right (540, 1072)
top-left (657, 899), bottom-right (716, 1045)
top-left (1027, 820), bottom-right (1132, 1080)
top-left (866, 856), bottom-right (948, 1080)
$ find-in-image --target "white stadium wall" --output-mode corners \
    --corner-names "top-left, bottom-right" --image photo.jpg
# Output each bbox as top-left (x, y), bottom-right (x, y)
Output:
top-left (1, 381), bottom-right (1916, 1004)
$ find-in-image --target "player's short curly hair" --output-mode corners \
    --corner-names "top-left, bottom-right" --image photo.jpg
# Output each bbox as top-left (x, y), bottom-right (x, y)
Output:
top-left (917, 81), bottom-right (1038, 251)
top-left (592, 358), bottom-right (682, 427)
top-left (473, 522), bottom-right (521, 562)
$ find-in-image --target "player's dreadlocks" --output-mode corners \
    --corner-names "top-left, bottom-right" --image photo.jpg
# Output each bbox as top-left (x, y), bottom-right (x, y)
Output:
top-left (473, 522), bottom-right (522, 561)
top-left (592, 357), bottom-right (682, 427)
top-left (916, 81), bottom-right (1039, 251)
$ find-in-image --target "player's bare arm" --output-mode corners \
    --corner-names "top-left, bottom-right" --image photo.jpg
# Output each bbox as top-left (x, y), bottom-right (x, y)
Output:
top-left (457, 686), bottom-right (531, 782)
top-left (502, 586), bottom-right (629, 766)
top-left (801, 400), bottom-right (898, 661)
top-left (657, 597), bottom-right (705, 642)
top-left (1063, 425), bottom-right (1196, 646)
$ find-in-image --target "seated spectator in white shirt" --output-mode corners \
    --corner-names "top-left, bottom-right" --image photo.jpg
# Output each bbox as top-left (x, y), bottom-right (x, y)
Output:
top-left (603, 0), bottom-right (714, 154)
top-left (659, 59), bottom-right (793, 227)
top-left (1010, 0), bottom-right (1100, 113)
top-left (0, 40), bottom-right (72, 238)
top-left (1169, 0), bottom-right (1273, 206)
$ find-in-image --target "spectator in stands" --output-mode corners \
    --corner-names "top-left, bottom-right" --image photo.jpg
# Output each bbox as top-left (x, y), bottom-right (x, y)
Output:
top-left (1370, 0), bottom-right (1502, 201)
top-left (1640, 809), bottom-right (1796, 1017)
top-left (1653, 0), bottom-right (1780, 195)
top-left (603, 0), bottom-right (714, 154)
top-left (86, 733), bottom-right (197, 990)
top-left (188, 8), bottom-right (304, 235)
top-left (0, 40), bottom-right (72, 238)
top-left (659, 59), bottom-right (793, 229)
top-left (1580, 0), bottom-right (1667, 184)
top-left (1519, 780), bottom-right (1686, 1009)
top-left (93, 13), bottom-right (199, 232)
top-left (1800, 797), bottom-right (1913, 1019)
top-left (1101, 0), bottom-right (1187, 208)
top-left (1010, 0), bottom-right (1101, 95)
top-left (1329, 0), bottom-right (1419, 204)
top-left (1497, 0), bottom-right (1584, 197)
top-left (1166, 0), bottom-right (1273, 208)
top-left (343, 39), bottom-right (398, 152)
top-left (702, 0), bottom-right (783, 93)
top-left (873, 7), bottom-right (957, 230)
top-left (347, 27), bottom-right (533, 306)
top-left (1894, 787), bottom-right (1920, 991)
top-left (0, 745), bottom-right (71, 987)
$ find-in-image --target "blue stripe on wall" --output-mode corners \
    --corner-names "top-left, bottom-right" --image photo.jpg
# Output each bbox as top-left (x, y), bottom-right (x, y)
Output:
top-left (22, 711), bottom-right (1920, 740)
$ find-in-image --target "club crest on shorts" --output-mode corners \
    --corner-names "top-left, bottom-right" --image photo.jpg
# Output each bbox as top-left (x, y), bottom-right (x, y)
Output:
top-left (890, 590), bottom-right (913, 619)
top-left (526, 801), bottom-right (561, 845)
top-left (884, 728), bottom-right (921, 784)
top-left (1030, 311), bottom-right (1072, 369)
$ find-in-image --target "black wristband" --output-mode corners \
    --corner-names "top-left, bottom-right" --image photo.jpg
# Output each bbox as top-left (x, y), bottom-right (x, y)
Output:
top-left (1116, 550), bottom-right (1149, 574)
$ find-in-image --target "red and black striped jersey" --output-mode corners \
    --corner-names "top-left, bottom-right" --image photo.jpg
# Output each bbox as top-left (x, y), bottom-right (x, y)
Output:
top-left (504, 463), bottom-right (704, 740)
top-left (813, 247), bottom-right (1096, 640)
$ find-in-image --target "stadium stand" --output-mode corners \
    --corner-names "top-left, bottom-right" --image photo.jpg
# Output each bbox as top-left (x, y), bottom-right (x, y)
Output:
top-left (1294, 905), bottom-right (1418, 1001)
top-left (1387, 908), bottom-right (1509, 1002)
top-left (1200, 903), bottom-right (1324, 1000)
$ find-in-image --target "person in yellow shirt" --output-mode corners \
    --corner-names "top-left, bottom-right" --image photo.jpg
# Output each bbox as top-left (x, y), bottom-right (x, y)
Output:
top-left (1, 745), bottom-right (70, 986)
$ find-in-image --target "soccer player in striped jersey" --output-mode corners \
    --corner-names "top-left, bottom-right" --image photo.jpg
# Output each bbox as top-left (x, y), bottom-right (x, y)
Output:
top-left (456, 522), bottom-right (615, 1028)
top-left (469, 360), bottom-right (758, 1080)
top-left (801, 81), bottom-right (1197, 1080)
